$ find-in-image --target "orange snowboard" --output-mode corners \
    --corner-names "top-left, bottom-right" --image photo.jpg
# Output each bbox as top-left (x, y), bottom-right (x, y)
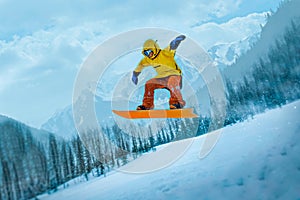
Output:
top-left (112, 108), bottom-right (198, 119)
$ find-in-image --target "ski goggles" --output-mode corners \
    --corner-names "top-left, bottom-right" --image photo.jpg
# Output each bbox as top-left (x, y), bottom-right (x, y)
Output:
top-left (143, 49), bottom-right (153, 57)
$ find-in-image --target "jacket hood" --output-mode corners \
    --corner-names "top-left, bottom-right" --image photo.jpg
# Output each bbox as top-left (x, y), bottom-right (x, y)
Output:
top-left (142, 39), bottom-right (160, 59)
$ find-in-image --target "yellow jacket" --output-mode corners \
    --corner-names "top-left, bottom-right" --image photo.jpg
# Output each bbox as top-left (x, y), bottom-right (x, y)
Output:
top-left (134, 39), bottom-right (182, 78)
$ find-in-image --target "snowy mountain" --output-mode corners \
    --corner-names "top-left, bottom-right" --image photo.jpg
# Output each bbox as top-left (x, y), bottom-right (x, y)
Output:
top-left (39, 99), bottom-right (300, 200)
top-left (208, 33), bottom-right (260, 70)
top-left (41, 105), bottom-right (77, 139)
top-left (41, 95), bottom-right (121, 139)
top-left (224, 0), bottom-right (300, 80)
top-left (0, 114), bottom-right (52, 145)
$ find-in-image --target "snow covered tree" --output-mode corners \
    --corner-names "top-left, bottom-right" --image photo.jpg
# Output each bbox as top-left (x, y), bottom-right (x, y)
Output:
top-left (48, 134), bottom-right (61, 191)
top-left (1, 160), bottom-right (13, 200)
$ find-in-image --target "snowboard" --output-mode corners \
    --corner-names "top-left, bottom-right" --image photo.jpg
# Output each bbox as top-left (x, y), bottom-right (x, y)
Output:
top-left (112, 108), bottom-right (198, 119)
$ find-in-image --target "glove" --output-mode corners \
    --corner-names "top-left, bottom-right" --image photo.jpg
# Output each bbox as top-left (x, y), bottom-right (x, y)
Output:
top-left (131, 71), bottom-right (140, 85)
top-left (170, 35), bottom-right (186, 50)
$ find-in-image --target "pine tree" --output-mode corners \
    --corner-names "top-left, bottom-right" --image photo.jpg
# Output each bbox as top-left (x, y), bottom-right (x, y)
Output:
top-left (12, 162), bottom-right (22, 200)
top-left (48, 134), bottom-right (61, 191)
top-left (68, 145), bottom-right (76, 179)
top-left (84, 146), bottom-right (92, 181)
top-left (61, 141), bottom-right (71, 185)
top-left (131, 136), bottom-right (138, 159)
top-left (76, 136), bottom-right (85, 177)
top-left (1, 160), bottom-right (13, 200)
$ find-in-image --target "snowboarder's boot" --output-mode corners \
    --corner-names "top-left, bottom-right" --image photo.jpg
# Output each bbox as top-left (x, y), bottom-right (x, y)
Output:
top-left (170, 103), bottom-right (184, 109)
top-left (136, 105), bottom-right (152, 110)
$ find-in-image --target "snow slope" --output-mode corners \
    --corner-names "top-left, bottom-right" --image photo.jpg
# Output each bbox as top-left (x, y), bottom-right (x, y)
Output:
top-left (40, 100), bottom-right (300, 200)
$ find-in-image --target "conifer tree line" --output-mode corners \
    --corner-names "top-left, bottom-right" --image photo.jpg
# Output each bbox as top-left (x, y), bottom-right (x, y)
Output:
top-left (0, 115), bottom-right (210, 199)
top-left (225, 18), bottom-right (300, 125)
top-left (0, 120), bottom-right (102, 200)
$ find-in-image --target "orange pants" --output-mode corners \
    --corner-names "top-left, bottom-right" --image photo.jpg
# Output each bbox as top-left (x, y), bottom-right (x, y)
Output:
top-left (142, 75), bottom-right (186, 109)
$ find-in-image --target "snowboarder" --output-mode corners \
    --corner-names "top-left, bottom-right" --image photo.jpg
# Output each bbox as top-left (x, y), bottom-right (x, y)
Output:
top-left (132, 35), bottom-right (186, 110)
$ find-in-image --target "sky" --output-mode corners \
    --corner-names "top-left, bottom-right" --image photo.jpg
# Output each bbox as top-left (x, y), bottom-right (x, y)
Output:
top-left (0, 0), bottom-right (283, 127)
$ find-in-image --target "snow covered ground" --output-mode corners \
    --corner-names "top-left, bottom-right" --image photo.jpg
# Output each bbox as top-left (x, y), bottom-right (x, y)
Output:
top-left (40, 100), bottom-right (300, 200)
